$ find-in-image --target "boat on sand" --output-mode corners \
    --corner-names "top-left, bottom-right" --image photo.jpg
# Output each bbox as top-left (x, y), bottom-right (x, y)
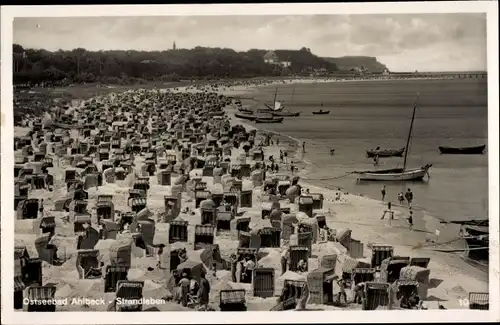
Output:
top-left (235, 113), bottom-right (257, 121)
top-left (438, 145), bottom-right (486, 155)
top-left (271, 111), bottom-right (300, 117)
top-left (255, 117), bottom-right (283, 124)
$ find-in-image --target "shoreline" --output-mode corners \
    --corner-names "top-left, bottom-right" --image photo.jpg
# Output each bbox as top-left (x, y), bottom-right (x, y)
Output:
top-left (218, 81), bottom-right (453, 223)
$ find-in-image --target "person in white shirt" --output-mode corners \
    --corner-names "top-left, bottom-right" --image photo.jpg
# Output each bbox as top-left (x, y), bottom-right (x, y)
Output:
top-left (280, 249), bottom-right (289, 275)
top-left (243, 256), bottom-right (255, 283)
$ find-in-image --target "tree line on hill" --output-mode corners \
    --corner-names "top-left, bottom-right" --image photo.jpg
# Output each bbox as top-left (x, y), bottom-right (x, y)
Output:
top-left (13, 44), bottom-right (339, 85)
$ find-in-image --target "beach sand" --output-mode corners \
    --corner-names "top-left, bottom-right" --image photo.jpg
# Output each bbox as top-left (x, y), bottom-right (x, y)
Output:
top-left (12, 78), bottom-right (488, 312)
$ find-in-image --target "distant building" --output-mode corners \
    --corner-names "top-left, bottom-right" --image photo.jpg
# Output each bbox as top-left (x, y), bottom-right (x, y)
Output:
top-left (173, 41), bottom-right (177, 50)
top-left (263, 50), bottom-right (291, 68)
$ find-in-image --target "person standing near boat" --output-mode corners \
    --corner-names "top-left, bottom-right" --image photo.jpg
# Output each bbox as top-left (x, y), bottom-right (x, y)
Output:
top-left (405, 188), bottom-right (414, 207)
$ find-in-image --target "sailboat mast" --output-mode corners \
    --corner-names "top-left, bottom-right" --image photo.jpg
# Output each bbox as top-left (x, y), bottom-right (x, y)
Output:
top-left (273, 88), bottom-right (278, 106)
top-left (291, 87), bottom-right (295, 103)
top-left (403, 94), bottom-right (420, 170)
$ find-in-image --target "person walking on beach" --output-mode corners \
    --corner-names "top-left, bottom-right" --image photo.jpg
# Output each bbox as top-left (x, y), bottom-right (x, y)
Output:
top-left (381, 186), bottom-right (386, 201)
top-left (38, 199), bottom-right (44, 218)
top-left (156, 244), bottom-right (165, 269)
top-left (302, 141), bottom-right (306, 153)
top-left (290, 164), bottom-right (295, 175)
top-left (407, 209), bottom-right (414, 231)
top-left (280, 150), bottom-right (284, 163)
top-left (405, 188), bottom-right (413, 207)
top-left (381, 202), bottom-right (394, 220)
top-left (284, 151), bottom-right (288, 164)
top-left (178, 273), bottom-right (190, 307)
top-left (198, 272), bottom-right (210, 311)
top-left (277, 138), bottom-right (280, 146)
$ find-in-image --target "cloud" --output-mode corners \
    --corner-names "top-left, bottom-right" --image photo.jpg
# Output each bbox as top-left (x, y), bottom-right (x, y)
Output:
top-left (12, 13), bottom-right (487, 72)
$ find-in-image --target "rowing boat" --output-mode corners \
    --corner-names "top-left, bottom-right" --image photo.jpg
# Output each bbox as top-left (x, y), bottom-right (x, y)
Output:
top-left (312, 110), bottom-right (330, 115)
top-left (255, 117), bottom-right (283, 124)
top-left (366, 147), bottom-right (405, 158)
top-left (438, 145), bottom-right (486, 155)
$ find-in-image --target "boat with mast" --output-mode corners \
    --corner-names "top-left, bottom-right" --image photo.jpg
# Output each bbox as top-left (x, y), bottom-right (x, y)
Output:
top-left (272, 87), bottom-right (300, 117)
top-left (262, 87), bottom-right (284, 112)
top-left (355, 94), bottom-right (432, 181)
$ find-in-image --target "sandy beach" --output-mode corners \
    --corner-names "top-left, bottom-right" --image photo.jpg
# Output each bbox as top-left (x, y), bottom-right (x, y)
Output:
top-left (11, 78), bottom-right (489, 314)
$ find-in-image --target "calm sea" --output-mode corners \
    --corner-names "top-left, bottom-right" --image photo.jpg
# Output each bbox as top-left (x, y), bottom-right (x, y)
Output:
top-left (250, 78), bottom-right (489, 222)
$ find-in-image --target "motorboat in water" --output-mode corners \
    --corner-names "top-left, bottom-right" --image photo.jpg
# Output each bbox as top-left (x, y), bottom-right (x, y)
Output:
top-left (438, 145), bottom-right (486, 155)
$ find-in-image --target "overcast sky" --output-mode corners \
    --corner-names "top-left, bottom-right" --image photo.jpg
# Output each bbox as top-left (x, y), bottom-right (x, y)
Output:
top-left (13, 14), bottom-right (487, 72)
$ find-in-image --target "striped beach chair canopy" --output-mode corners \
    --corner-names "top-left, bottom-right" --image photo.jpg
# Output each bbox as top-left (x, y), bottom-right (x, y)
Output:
top-left (27, 285), bottom-right (56, 301)
top-left (220, 289), bottom-right (246, 305)
top-left (97, 194), bottom-right (113, 203)
top-left (116, 280), bottom-right (144, 298)
top-left (195, 225), bottom-right (215, 236)
top-left (130, 198), bottom-right (147, 207)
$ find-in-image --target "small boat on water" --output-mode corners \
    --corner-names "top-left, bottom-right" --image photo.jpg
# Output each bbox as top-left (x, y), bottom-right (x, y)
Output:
top-left (355, 94), bottom-right (432, 182)
top-left (312, 109), bottom-right (330, 115)
top-left (272, 111), bottom-right (300, 117)
top-left (235, 113), bottom-right (257, 121)
top-left (255, 117), bottom-right (283, 124)
top-left (438, 145), bottom-right (486, 155)
top-left (366, 147), bottom-right (405, 158)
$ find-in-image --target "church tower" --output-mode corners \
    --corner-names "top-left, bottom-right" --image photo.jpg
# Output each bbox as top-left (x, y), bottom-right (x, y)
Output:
top-left (173, 41), bottom-right (177, 50)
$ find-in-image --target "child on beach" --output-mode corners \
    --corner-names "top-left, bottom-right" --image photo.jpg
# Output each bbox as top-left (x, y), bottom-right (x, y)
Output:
top-left (398, 192), bottom-right (405, 205)
top-left (407, 209), bottom-right (414, 231)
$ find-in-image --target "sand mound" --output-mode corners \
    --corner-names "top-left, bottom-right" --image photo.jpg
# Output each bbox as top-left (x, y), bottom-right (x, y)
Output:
top-left (257, 248), bottom-right (282, 270)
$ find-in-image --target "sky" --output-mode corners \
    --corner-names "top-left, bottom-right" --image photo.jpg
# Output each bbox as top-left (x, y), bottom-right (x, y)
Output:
top-left (13, 14), bottom-right (487, 72)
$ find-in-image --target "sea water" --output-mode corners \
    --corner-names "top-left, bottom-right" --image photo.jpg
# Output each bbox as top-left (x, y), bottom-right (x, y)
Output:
top-left (250, 78), bottom-right (488, 222)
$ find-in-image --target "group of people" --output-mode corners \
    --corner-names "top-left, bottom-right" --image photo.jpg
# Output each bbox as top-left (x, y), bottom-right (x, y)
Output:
top-left (381, 186), bottom-right (414, 206)
top-left (172, 271), bottom-right (211, 310)
top-left (239, 255), bottom-right (256, 283)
